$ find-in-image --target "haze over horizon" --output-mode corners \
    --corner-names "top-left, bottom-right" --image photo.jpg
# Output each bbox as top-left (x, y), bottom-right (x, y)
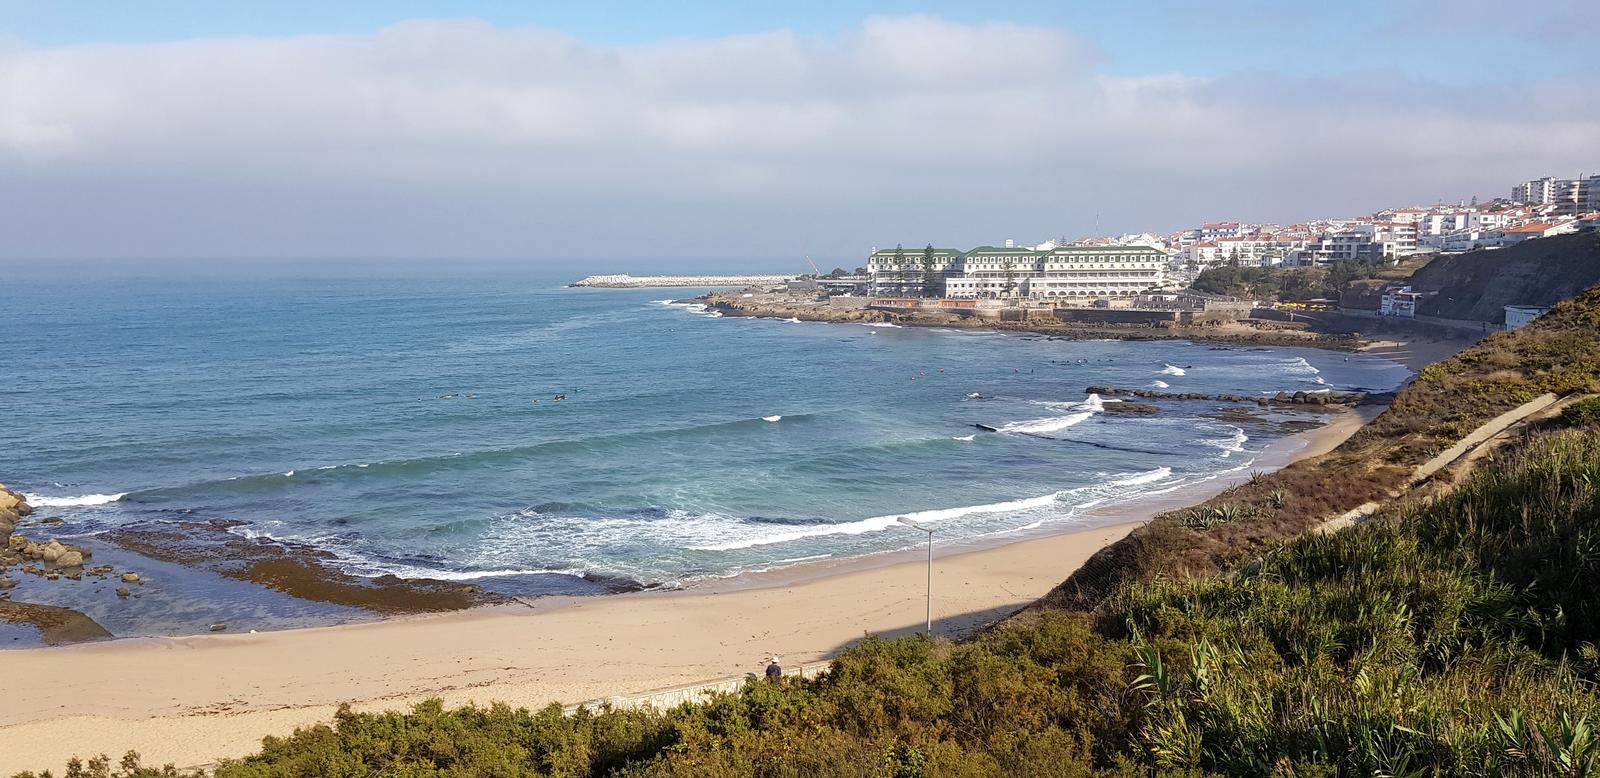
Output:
top-left (1, 0), bottom-right (1596, 266)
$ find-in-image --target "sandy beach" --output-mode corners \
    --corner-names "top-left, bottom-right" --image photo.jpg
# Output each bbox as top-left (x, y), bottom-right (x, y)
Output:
top-left (0, 407), bottom-right (1371, 774)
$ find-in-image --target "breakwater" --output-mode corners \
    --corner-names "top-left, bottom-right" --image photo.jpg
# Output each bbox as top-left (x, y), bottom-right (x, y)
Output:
top-left (572, 274), bottom-right (794, 288)
top-left (1085, 386), bottom-right (1367, 406)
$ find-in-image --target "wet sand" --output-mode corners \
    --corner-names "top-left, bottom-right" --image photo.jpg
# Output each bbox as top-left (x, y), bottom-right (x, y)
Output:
top-left (0, 408), bottom-right (1371, 774)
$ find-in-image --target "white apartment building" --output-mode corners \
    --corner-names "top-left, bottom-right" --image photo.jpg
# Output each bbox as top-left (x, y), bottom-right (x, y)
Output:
top-left (1512, 175), bottom-right (1591, 215)
top-left (868, 245), bottom-right (1167, 301)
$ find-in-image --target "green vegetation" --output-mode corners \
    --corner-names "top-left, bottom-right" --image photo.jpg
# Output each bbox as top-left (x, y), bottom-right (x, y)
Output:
top-left (1191, 257), bottom-right (1428, 303)
top-left (919, 244), bottom-right (939, 298)
top-left (1560, 396), bottom-right (1600, 428)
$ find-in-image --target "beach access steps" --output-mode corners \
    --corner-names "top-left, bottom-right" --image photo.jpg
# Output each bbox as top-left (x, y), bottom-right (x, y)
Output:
top-left (570, 661), bottom-right (832, 712)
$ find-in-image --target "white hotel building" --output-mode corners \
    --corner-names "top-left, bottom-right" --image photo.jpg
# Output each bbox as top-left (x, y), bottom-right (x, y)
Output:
top-left (867, 245), bottom-right (1168, 300)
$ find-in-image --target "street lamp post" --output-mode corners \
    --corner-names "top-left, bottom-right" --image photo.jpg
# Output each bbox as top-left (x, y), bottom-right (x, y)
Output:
top-left (896, 516), bottom-right (935, 634)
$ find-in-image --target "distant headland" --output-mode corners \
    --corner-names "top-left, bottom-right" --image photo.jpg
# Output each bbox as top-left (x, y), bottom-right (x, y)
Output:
top-left (571, 273), bottom-right (795, 288)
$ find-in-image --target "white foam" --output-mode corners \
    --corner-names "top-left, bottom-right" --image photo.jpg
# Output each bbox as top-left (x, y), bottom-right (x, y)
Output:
top-left (353, 562), bottom-right (586, 582)
top-left (999, 394), bottom-right (1103, 434)
top-left (22, 492), bottom-right (126, 507)
top-left (1108, 467), bottom-right (1171, 486)
top-left (952, 434), bottom-right (975, 442)
top-left (783, 317), bottom-right (802, 324)
top-left (1208, 427), bottom-right (1250, 456)
top-left (283, 470), bottom-right (296, 477)
top-left (660, 301), bottom-right (723, 318)
top-left (861, 322), bottom-right (902, 328)
top-left (694, 490), bottom-right (1072, 551)
top-left (762, 415), bottom-right (783, 422)
top-left (1151, 380), bottom-right (1170, 389)
top-left (1160, 364), bottom-right (1187, 376)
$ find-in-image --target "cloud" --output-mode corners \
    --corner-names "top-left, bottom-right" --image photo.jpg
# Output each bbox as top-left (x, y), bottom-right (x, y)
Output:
top-left (0, 16), bottom-right (1595, 261)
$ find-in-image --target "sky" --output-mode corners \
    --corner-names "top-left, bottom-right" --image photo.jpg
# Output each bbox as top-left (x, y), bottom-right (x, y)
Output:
top-left (0, 1), bottom-right (1595, 265)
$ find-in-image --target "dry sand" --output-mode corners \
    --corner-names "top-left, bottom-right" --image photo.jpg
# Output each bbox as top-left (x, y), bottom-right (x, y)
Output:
top-left (0, 410), bottom-right (1370, 774)
top-left (1358, 335), bottom-right (1478, 373)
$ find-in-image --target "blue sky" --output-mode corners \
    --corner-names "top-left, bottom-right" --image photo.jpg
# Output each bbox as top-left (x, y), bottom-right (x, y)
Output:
top-left (4, 1), bottom-right (1590, 84)
top-left (0, 2), bottom-right (1593, 262)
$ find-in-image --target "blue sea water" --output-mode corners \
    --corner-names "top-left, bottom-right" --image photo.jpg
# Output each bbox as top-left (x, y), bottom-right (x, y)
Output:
top-left (1, 271), bottom-right (1409, 634)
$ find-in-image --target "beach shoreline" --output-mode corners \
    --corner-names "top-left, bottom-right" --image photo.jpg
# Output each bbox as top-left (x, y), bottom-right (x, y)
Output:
top-left (0, 404), bottom-right (1375, 774)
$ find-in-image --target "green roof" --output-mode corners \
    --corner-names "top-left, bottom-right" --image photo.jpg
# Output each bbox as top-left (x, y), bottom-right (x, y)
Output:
top-left (964, 246), bottom-right (1039, 256)
top-left (870, 247), bottom-right (963, 257)
top-left (1049, 245), bottom-right (1163, 254)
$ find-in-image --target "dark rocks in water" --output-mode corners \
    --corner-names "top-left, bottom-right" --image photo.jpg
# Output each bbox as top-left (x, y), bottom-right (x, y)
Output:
top-left (974, 423), bottom-right (1001, 432)
top-left (116, 586), bottom-right (131, 598)
top-left (209, 623), bottom-right (227, 632)
top-left (1100, 402), bottom-right (1160, 414)
top-left (1090, 385), bottom-right (1364, 407)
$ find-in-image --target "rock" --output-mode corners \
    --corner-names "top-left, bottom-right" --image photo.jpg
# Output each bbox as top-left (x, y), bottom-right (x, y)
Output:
top-left (37, 517), bottom-right (65, 527)
top-left (8, 535), bottom-right (25, 551)
top-left (121, 572), bottom-right (141, 583)
top-left (45, 571), bottom-right (59, 580)
top-left (1101, 401), bottom-right (1161, 414)
top-left (116, 586), bottom-right (131, 598)
top-left (0, 577), bottom-right (14, 589)
top-left (56, 550), bottom-right (84, 568)
top-left (209, 623), bottom-right (227, 632)
top-left (41, 541), bottom-right (65, 563)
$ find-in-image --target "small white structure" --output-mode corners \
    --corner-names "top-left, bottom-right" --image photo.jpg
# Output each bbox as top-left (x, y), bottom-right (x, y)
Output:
top-left (1504, 305), bottom-right (1549, 330)
top-left (1380, 287), bottom-right (1424, 318)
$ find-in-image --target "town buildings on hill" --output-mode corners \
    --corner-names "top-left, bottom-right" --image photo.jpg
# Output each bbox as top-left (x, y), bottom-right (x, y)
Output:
top-left (861, 171), bottom-right (1597, 301)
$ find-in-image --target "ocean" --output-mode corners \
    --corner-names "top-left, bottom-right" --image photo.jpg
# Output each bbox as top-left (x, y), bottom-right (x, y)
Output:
top-left (1, 271), bottom-right (1409, 636)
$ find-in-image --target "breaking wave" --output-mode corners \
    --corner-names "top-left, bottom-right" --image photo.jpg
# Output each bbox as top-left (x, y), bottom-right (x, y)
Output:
top-left (999, 394), bottom-right (1104, 435)
top-left (22, 492), bottom-right (126, 507)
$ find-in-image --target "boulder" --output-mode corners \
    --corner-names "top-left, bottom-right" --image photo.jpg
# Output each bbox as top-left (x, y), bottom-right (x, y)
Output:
top-left (116, 586), bottom-right (131, 598)
top-left (209, 623), bottom-right (227, 632)
top-left (0, 577), bottom-right (14, 589)
top-left (41, 540), bottom-right (65, 563)
top-left (56, 550), bottom-right (84, 568)
top-left (8, 535), bottom-right (25, 551)
top-left (121, 572), bottom-right (141, 583)
top-left (1100, 401), bottom-right (1161, 414)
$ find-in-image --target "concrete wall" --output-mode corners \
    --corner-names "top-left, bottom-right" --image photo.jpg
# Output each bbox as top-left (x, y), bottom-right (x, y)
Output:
top-left (1053, 308), bottom-right (1178, 325)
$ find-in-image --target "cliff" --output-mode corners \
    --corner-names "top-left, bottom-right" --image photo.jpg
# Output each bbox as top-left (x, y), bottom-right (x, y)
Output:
top-left (1408, 232), bottom-right (1600, 322)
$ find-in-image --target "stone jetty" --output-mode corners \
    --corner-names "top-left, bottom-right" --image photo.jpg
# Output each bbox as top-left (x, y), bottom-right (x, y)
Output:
top-left (572, 274), bottom-right (794, 289)
top-left (1086, 386), bottom-right (1366, 407)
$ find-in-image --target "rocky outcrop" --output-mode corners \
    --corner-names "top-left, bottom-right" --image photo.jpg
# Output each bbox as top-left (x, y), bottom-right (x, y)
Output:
top-left (1087, 386), bottom-right (1366, 407)
top-left (1099, 401), bottom-right (1161, 414)
top-left (1409, 233), bottom-right (1600, 322)
top-left (0, 483), bottom-right (119, 644)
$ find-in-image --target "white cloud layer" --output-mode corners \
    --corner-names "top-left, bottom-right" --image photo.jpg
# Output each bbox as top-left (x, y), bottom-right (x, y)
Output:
top-left (1, 16), bottom-right (1596, 261)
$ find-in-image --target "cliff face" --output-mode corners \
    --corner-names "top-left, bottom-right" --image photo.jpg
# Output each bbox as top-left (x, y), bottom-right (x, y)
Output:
top-left (1408, 232), bottom-right (1600, 322)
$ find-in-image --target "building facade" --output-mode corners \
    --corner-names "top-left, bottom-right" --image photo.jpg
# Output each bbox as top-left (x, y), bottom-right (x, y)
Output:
top-left (867, 245), bottom-right (1168, 301)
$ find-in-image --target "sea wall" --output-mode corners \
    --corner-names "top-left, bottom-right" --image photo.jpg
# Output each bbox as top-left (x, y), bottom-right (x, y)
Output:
top-left (573, 274), bottom-right (795, 288)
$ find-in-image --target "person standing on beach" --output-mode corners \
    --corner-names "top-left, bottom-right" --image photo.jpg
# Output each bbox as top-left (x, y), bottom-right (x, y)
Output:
top-left (765, 656), bottom-right (782, 681)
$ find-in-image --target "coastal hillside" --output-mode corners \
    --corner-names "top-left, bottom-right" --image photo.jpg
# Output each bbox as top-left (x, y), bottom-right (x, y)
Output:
top-left (1409, 232), bottom-right (1600, 322)
top-left (1043, 282), bottom-right (1600, 611)
top-left (23, 290), bottom-right (1600, 777)
top-left (34, 342), bottom-right (1600, 776)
